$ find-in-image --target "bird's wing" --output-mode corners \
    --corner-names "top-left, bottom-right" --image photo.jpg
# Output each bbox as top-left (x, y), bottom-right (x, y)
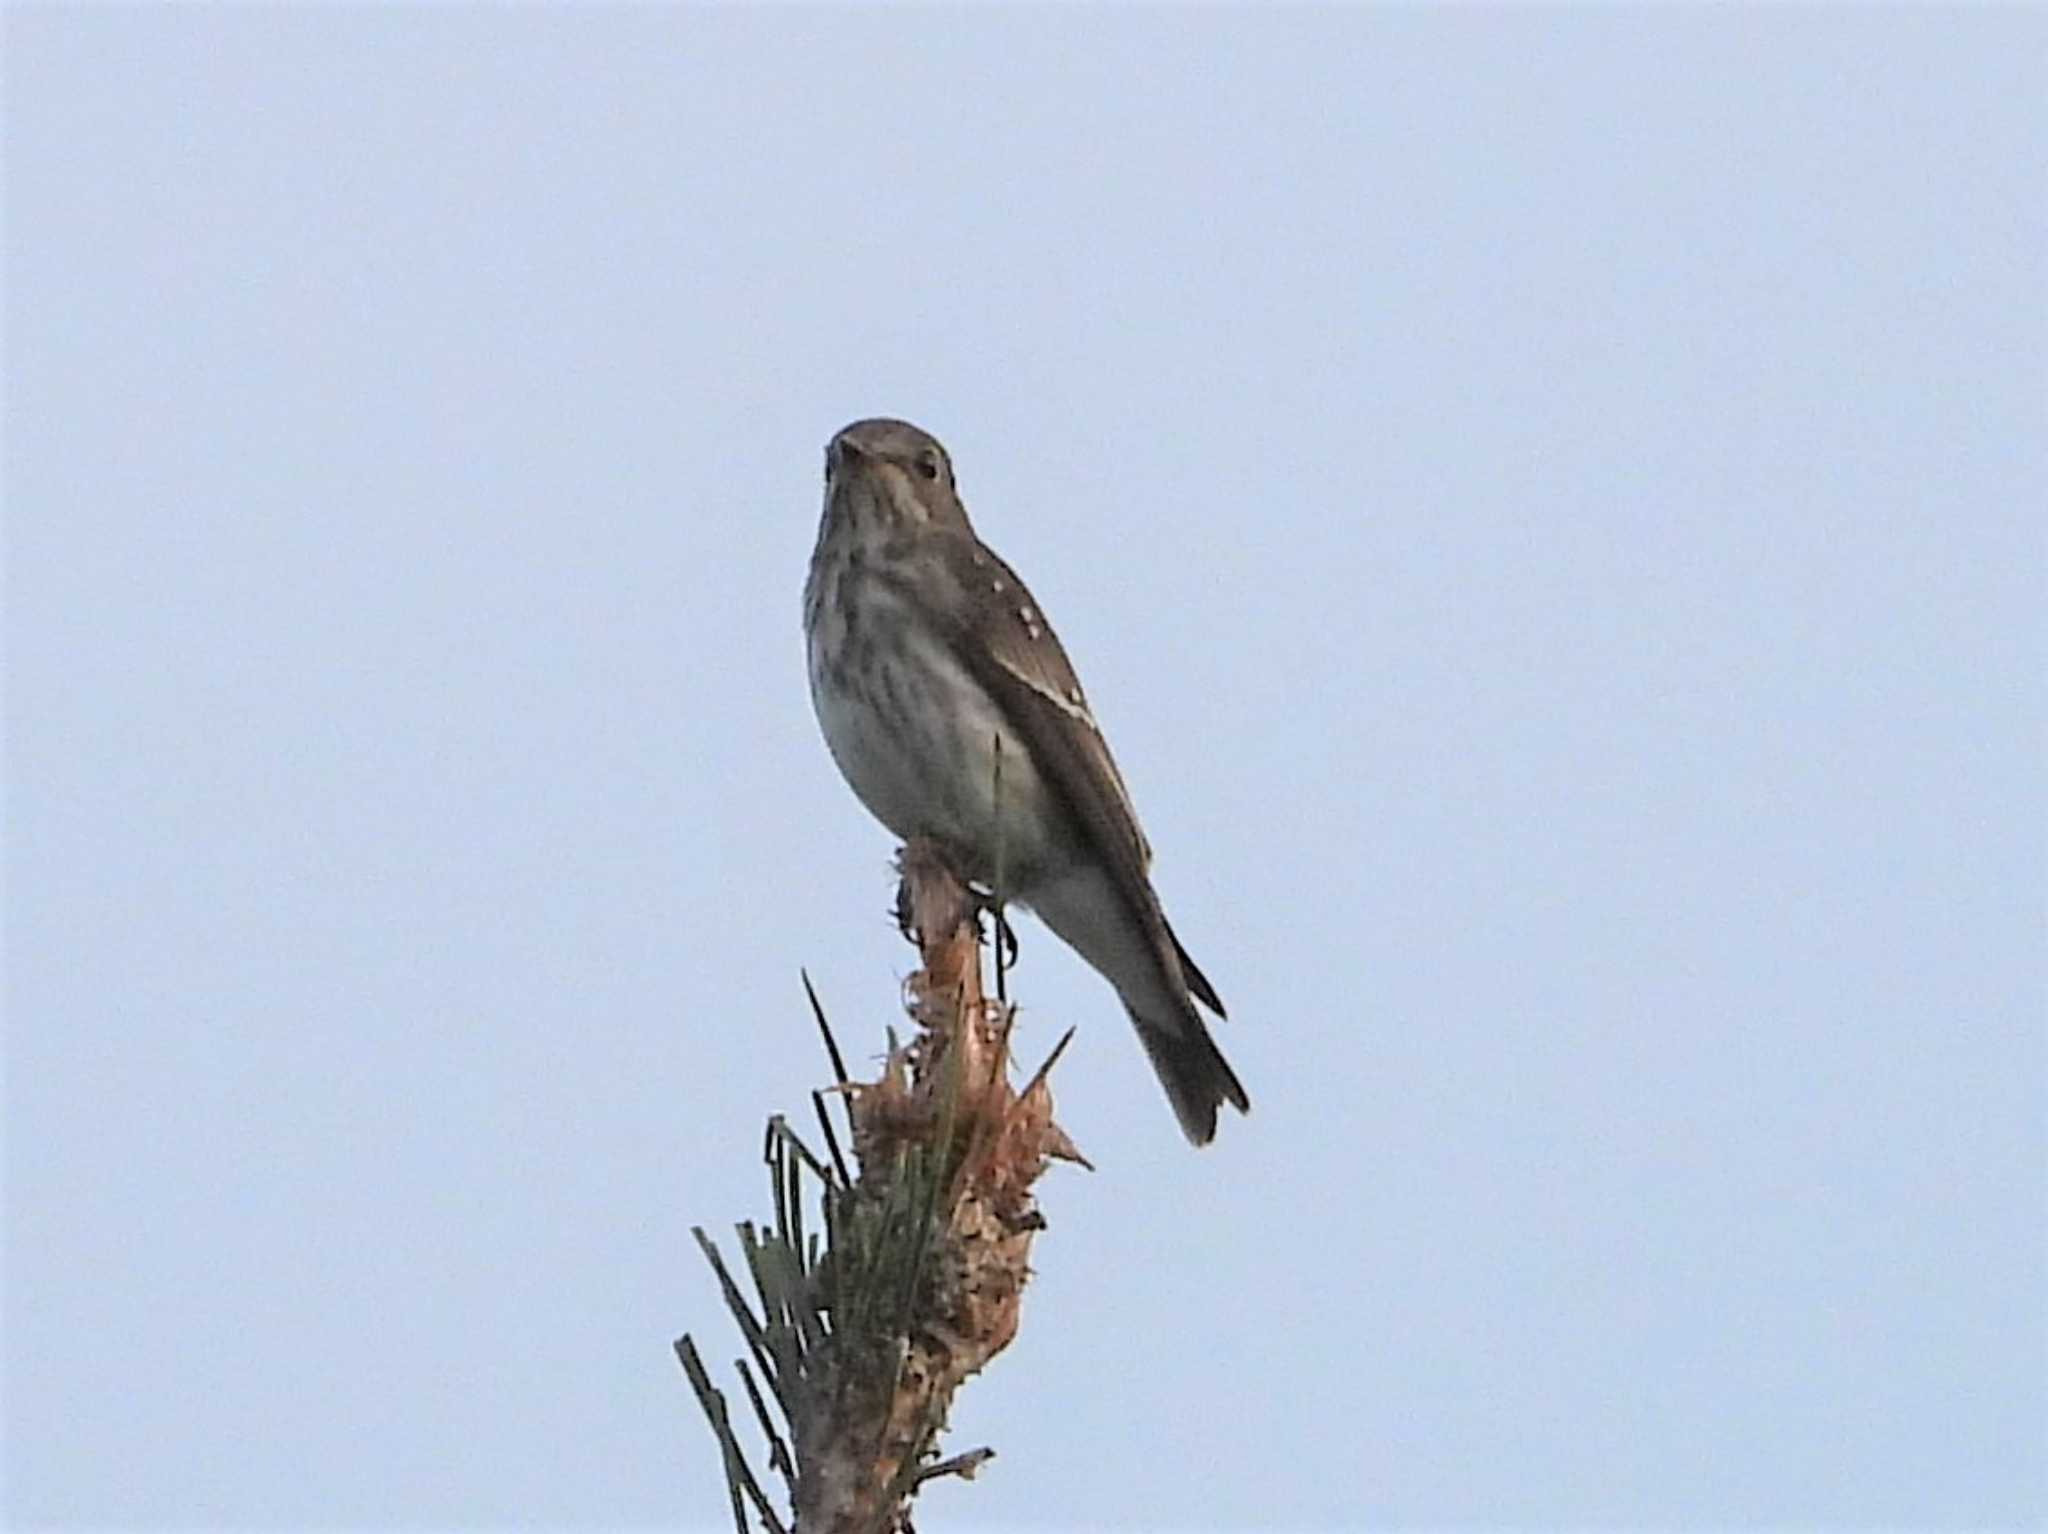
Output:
top-left (937, 533), bottom-right (1153, 868)
top-left (933, 531), bottom-right (1229, 1022)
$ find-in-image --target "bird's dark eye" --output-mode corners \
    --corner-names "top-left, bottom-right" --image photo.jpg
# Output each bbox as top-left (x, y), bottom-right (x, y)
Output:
top-left (915, 452), bottom-right (942, 482)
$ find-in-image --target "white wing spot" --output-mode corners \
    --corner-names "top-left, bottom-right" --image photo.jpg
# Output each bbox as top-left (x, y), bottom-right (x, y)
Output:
top-left (991, 578), bottom-right (1005, 593)
top-left (1025, 623), bottom-right (1042, 640)
top-left (1019, 604), bottom-right (1036, 624)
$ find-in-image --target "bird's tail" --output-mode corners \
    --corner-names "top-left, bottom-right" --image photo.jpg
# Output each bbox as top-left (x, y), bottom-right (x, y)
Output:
top-left (1133, 1010), bottom-right (1250, 1147)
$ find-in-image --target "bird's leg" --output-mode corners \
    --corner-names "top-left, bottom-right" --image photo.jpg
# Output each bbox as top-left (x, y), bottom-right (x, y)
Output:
top-left (895, 840), bottom-right (1018, 970)
top-left (967, 885), bottom-right (1021, 971)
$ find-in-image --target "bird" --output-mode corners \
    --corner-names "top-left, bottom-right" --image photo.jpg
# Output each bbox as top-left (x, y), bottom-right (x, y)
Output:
top-left (803, 417), bottom-right (1248, 1144)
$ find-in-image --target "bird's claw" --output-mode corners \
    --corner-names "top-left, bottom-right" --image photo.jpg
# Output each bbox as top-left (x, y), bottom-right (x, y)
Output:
top-left (970, 889), bottom-right (1021, 969)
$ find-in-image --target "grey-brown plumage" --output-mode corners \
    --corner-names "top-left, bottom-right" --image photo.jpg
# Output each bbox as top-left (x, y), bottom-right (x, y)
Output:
top-left (803, 417), bottom-right (1248, 1144)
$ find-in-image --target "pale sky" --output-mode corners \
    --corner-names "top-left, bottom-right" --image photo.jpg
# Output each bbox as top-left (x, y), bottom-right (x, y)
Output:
top-left (6, 7), bottom-right (2043, 1529)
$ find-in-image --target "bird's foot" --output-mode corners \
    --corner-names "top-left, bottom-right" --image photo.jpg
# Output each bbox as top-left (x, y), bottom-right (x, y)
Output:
top-left (967, 887), bottom-right (1021, 970)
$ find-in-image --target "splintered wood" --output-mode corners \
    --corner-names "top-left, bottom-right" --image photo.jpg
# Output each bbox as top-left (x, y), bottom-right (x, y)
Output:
top-left (794, 839), bottom-right (1083, 1534)
top-left (864, 839), bottom-right (1085, 1178)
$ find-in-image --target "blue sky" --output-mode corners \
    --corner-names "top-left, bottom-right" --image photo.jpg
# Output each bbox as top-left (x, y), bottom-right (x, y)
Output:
top-left (6, 7), bottom-right (2042, 1528)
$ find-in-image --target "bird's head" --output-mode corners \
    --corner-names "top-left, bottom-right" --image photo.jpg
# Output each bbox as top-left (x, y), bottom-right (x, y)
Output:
top-left (823, 419), bottom-right (972, 536)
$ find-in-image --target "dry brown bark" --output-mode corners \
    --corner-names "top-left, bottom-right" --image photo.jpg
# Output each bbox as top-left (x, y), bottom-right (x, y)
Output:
top-left (682, 838), bottom-right (1084, 1534)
